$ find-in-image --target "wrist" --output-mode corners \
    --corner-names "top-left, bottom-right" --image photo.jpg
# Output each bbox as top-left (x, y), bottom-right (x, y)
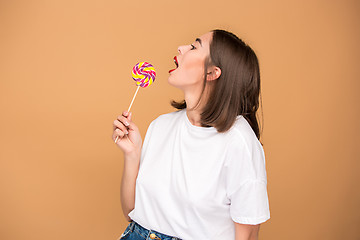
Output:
top-left (124, 150), bottom-right (141, 163)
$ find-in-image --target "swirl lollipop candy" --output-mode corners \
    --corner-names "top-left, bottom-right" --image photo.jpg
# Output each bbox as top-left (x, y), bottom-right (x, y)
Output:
top-left (132, 61), bottom-right (156, 88)
top-left (115, 62), bottom-right (156, 143)
top-left (127, 61), bottom-right (156, 111)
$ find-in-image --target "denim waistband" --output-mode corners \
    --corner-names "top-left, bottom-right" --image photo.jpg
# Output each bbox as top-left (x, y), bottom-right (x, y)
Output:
top-left (128, 221), bottom-right (182, 240)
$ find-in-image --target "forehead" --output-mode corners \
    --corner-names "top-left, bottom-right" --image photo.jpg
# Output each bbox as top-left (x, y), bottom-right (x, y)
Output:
top-left (198, 32), bottom-right (213, 45)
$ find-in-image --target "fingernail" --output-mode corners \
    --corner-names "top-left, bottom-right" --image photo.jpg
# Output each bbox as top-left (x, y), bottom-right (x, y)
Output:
top-left (125, 122), bottom-right (129, 126)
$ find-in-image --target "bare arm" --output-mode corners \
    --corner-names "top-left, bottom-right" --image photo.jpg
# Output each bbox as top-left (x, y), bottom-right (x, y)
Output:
top-left (112, 111), bottom-right (142, 221)
top-left (120, 151), bottom-right (140, 221)
top-left (234, 222), bottom-right (260, 240)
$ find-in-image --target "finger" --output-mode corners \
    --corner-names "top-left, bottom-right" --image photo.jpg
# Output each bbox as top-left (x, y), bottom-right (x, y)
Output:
top-left (112, 132), bottom-right (119, 142)
top-left (117, 115), bottom-right (131, 128)
top-left (113, 119), bottom-right (124, 132)
top-left (113, 120), bottom-right (129, 134)
top-left (113, 128), bottom-right (125, 140)
top-left (122, 111), bottom-right (129, 118)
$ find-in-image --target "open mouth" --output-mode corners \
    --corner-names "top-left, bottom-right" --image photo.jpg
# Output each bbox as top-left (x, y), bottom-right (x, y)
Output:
top-left (169, 56), bottom-right (179, 73)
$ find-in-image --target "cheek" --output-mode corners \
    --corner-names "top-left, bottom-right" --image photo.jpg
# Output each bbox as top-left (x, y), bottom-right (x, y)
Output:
top-left (185, 54), bottom-right (204, 67)
top-left (167, 54), bottom-right (206, 87)
top-left (167, 68), bottom-right (204, 88)
top-left (181, 56), bottom-right (205, 78)
top-left (179, 65), bottom-right (204, 85)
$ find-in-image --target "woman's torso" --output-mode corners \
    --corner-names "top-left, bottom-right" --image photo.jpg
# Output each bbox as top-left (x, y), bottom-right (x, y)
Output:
top-left (128, 110), bottom-right (269, 240)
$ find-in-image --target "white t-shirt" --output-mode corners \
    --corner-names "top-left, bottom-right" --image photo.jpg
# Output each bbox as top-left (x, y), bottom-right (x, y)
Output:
top-left (128, 110), bottom-right (270, 240)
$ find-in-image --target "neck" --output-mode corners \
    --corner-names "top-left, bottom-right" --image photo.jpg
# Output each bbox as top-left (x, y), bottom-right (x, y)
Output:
top-left (186, 107), bottom-right (202, 127)
top-left (184, 85), bottom-right (211, 127)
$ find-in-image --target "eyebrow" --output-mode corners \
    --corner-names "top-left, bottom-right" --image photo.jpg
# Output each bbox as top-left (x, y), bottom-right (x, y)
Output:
top-left (195, 38), bottom-right (202, 47)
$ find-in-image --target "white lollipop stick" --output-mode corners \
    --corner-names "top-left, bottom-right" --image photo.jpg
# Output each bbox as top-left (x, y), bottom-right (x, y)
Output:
top-left (127, 86), bottom-right (140, 113)
top-left (115, 86), bottom-right (140, 143)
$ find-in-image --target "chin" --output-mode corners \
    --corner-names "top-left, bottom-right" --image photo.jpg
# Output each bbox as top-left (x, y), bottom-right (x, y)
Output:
top-left (167, 75), bottom-right (177, 87)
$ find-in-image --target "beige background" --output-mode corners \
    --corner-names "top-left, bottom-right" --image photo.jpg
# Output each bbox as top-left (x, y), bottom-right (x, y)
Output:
top-left (1, 0), bottom-right (359, 239)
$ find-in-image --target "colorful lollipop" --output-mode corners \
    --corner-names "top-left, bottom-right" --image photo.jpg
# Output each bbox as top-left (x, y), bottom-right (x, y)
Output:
top-left (115, 61), bottom-right (156, 143)
top-left (132, 61), bottom-right (156, 88)
top-left (127, 62), bottom-right (156, 111)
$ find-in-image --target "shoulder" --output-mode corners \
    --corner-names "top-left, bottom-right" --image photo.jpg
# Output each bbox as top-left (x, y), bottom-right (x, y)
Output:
top-left (141, 110), bottom-right (185, 158)
top-left (224, 116), bottom-right (266, 180)
top-left (228, 116), bottom-right (263, 154)
top-left (149, 109), bottom-right (184, 128)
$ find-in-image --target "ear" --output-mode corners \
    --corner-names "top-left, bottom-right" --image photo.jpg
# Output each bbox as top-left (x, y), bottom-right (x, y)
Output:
top-left (206, 66), bottom-right (221, 81)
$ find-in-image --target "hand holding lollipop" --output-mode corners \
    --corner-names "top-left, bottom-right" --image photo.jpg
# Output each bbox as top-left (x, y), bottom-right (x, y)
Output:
top-left (114, 62), bottom-right (156, 144)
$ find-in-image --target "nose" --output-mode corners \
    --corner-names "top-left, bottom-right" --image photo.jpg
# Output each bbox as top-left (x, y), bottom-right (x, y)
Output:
top-left (177, 45), bottom-right (191, 54)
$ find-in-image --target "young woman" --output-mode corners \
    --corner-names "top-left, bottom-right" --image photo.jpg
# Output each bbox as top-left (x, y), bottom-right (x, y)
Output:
top-left (112, 29), bottom-right (270, 240)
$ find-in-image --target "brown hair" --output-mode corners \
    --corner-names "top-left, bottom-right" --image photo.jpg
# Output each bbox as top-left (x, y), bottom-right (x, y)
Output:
top-left (171, 29), bottom-right (263, 140)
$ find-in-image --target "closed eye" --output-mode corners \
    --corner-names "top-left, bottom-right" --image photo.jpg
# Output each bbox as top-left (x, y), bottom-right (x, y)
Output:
top-left (190, 44), bottom-right (196, 50)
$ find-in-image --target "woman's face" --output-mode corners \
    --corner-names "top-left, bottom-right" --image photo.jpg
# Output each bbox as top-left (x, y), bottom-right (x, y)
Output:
top-left (168, 32), bottom-right (213, 92)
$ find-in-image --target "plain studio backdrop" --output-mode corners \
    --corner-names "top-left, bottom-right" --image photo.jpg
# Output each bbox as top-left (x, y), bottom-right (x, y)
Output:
top-left (0, 0), bottom-right (359, 239)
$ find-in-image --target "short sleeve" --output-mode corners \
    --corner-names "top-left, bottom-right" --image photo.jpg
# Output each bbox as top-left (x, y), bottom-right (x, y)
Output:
top-left (229, 179), bottom-right (270, 225)
top-left (225, 131), bottom-right (270, 225)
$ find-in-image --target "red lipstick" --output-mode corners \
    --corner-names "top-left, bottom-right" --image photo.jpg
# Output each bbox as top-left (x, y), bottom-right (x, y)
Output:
top-left (169, 56), bottom-right (179, 73)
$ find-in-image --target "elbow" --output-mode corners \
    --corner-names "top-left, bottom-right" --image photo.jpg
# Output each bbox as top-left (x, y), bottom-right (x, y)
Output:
top-left (234, 222), bottom-right (260, 240)
top-left (124, 215), bottom-right (132, 222)
top-left (123, 207), bottom-right (134, 222)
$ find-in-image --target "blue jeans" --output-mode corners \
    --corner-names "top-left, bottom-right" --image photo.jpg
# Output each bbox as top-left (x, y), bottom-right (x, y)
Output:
top-left (119, 221), bottom-right (182, 240)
